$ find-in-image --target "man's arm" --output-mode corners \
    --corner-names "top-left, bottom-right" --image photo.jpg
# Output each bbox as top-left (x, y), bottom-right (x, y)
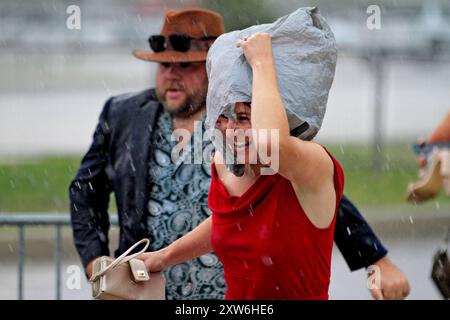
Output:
top-left (335, 195), bottom-right (410, 300)
top-left (417, 112), bottom-right (450, 167)
top-left (427, 112), bottom-right (450, 143)
top-left (69, 98), bottom-right (114, 277)
top-left (334, 194), bottom-right (388, 271)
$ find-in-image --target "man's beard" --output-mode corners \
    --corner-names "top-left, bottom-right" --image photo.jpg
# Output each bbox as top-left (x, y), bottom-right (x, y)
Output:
top-left (156, 86), bottom-right (206, 118)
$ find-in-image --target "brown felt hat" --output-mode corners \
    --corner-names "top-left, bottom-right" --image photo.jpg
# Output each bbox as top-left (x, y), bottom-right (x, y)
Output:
top-left (133, 8), bottom-right (224, 63)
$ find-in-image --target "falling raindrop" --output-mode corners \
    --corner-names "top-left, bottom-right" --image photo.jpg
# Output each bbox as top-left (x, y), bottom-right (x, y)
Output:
top-left (261, 254), bottom-right (274, 266)
top-left (434, 201), bottom-right (440, 210)
top-left (98, 231), bottom-right (106, 243)
top-left (102, 80), bottom-right (112, 96)
top-left (346, 227), bottom-right (351, 235)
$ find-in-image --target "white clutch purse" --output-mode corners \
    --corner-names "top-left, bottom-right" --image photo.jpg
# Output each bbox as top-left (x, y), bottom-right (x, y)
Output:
top-left (89, 239), bottom-right (165, 300)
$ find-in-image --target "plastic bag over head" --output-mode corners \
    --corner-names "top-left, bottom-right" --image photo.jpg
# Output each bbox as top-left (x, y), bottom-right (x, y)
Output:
top-left (205, 7), bottom-right (337, 141)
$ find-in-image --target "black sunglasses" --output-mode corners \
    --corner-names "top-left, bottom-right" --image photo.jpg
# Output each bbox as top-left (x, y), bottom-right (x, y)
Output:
top-left (148, 33), bottom-right (217, 53)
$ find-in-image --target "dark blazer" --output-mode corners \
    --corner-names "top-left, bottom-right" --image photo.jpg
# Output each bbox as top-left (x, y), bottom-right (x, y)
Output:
top-left (69, 88), bottom-right (387, 271)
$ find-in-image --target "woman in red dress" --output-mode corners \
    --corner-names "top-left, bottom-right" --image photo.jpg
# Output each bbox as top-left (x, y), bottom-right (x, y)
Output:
top-left (139, 33), bottom-right (344, 300)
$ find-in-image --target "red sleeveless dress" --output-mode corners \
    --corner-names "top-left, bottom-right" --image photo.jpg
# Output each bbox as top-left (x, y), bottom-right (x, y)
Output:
top-left (208, 148), bottom-right (344, 300)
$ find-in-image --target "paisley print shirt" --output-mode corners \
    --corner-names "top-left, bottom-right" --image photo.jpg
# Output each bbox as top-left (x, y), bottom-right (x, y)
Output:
top-left (147, 109), bottom-right (226, 300)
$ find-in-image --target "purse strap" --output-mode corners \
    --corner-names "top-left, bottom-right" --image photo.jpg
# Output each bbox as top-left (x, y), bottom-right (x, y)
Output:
top-left (89, 238), bottom-right (150, 282)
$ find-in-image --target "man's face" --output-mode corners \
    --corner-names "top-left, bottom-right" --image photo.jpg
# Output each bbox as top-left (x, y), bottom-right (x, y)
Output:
top-left (155, 62), bottom-right (208, 118)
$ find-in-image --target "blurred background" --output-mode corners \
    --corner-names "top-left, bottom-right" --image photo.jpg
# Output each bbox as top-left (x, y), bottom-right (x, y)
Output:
top-left (0, 0), bottom-right (449, 300)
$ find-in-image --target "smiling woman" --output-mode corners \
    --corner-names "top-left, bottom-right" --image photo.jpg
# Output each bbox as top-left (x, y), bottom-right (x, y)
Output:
top-left (138, 8), bottom-right (346, 300)
top-left (216, 103), bottom-right (254, 162)
top-left (212, 102), bottom-right (280, 177)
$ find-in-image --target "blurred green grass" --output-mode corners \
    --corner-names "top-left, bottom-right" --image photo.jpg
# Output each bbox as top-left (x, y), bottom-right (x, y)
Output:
top-left (0, 155), bottom-right (121, 214)
top-left (0, 156), bottom-right (81, 212)
top-left (0, 144), bottom-right (449, 212)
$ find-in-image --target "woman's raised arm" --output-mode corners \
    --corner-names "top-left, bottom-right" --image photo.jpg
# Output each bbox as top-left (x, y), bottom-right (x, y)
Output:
top-left (237, 33), bottom-right (337, 228)
top-left (237, 34), bottom-right (332, 190)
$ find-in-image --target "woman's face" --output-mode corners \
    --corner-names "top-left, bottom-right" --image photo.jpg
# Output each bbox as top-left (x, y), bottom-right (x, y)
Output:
top-left (215, 102), bottom-right (255, 165)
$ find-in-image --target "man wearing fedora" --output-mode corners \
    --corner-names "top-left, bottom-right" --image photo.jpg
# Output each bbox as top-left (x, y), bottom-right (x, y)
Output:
top-left (70, 8), bottom-right (410, 300)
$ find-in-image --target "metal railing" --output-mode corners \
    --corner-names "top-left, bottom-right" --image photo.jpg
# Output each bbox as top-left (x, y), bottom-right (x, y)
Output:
top-left (0, 213), bottom-right (118, 300)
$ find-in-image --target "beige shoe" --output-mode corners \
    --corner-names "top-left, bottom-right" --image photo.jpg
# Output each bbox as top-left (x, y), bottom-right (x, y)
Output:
top-left (441, 149), bottom-right (450, 195)
top-left (407, 149), bottom-right (450, 203)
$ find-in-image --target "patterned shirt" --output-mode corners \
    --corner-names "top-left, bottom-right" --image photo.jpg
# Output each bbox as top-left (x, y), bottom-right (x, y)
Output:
top-left (147, 109), bottom-right (226, 300)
